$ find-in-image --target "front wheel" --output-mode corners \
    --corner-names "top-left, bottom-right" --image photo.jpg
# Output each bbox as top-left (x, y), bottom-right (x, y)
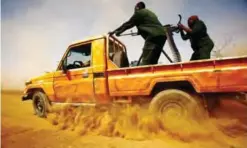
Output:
top-left (32, 91), bottom-right (51, 118)
top-left (149, 89), bottom-right (206, 121)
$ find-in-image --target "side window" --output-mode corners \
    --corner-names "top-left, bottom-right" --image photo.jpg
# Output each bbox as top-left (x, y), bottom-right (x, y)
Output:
top-left (65, 43), bottom-right (91, 70)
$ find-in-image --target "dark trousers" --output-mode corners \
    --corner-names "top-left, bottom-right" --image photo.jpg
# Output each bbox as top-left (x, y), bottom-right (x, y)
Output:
top-left (190, 38), bottom-right (214, 61)
top-left (140, 36), bottom-right (166, 65)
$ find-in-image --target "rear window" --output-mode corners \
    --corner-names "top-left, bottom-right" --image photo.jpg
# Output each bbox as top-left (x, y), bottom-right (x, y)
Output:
top-left (108, 39), bottom-right (125, 60)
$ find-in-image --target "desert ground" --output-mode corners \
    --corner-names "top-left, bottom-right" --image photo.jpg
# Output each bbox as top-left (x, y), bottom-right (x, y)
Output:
top-left (1, 91), bottom-right (247, 148)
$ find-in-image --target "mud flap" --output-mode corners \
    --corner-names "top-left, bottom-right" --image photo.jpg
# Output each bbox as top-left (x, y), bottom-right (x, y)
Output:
top-left (22, 93), bottom-right (32, 101)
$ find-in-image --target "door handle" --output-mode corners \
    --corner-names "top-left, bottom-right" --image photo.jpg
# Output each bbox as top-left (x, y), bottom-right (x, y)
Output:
top-left (82, 72), bottom-right (89, 78)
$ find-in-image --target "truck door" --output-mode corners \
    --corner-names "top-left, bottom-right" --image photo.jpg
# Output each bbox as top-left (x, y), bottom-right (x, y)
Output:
top-left (53, 43), bottom-right (95, 103)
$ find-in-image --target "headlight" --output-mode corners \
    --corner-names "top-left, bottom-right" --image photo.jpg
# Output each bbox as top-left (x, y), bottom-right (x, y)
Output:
top-left (25, 80), bottom-right (32, 86)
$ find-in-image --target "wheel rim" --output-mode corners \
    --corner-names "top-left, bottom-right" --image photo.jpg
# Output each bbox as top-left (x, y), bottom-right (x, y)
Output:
top-left (160, 101), bottom-right (186, 119)
top-left (34, 96), bottom-right (44, 113)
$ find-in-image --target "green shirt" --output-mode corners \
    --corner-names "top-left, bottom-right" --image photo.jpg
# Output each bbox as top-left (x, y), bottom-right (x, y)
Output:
top-left (114, 9), bottom-right (166, 40)
top-left (180, 20), bottom-right (213, 50)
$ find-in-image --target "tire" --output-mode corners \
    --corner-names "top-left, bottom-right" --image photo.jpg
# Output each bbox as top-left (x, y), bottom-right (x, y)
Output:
top-left (149, 89), bottom-right (206, 121)
top-left (32, 91), bottom-right (51, 118)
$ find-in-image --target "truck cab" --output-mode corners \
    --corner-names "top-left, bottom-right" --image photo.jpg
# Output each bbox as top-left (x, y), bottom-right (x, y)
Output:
top-left (23, 35), bottom-right (128, 111)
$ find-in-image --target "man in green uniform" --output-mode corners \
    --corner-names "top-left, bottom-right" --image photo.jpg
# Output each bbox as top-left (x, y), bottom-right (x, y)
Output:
top-left (109, 2), bottom-right (166, 65)
top-left (178, 15), bottom-right (214, 61)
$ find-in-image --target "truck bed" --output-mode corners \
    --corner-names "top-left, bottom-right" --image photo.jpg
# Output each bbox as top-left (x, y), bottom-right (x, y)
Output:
top-left (107, 56), bottom-right (247, 96)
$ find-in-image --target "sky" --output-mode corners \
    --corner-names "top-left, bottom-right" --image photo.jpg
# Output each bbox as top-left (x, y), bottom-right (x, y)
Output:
top-left (1, 0), bottom-right (247, 90)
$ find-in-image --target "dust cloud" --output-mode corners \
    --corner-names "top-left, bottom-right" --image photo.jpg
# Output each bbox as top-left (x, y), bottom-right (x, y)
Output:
top-left (47, 104), bottom-right (247, 148)
top-left (222, 43), bottom-right (247, 57)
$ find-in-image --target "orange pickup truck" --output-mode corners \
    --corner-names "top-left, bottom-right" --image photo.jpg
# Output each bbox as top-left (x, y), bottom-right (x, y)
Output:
top-left (22, 35), bottom-right (247, 119)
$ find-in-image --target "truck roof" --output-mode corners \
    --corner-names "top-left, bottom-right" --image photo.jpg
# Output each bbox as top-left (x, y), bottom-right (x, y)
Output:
top-left (69, 35), bottom-right (107, 47)
top-left (68, 34), bottom-right (126, 50)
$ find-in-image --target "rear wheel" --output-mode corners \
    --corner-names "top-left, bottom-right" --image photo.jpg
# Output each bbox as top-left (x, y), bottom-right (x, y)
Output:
top-left (149, 89), bottom-right (206, 121)
top-left (32, 91), bottom-right (51, 118)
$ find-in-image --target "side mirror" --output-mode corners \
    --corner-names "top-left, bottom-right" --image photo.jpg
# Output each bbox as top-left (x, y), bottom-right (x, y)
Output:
top-left (62, 59), bottom-right (68, 73)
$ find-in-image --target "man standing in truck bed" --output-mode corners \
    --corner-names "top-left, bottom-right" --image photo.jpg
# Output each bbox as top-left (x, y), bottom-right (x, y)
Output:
top-left (178, 15), bottom-right (214, 61)
top-left (109, 1), bottom-right (166, 66)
